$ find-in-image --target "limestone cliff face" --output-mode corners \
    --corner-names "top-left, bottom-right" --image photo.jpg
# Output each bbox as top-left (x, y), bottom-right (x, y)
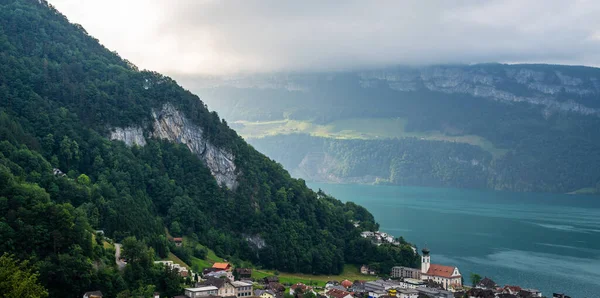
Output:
top-left (110, 127), bottom-right (146, 146)
top-left (358, 66), bottom-right (600, 116)
top-left (151, 104), bottom-right (237, 189)
top-left (110, 104), bottom-right (238, 189)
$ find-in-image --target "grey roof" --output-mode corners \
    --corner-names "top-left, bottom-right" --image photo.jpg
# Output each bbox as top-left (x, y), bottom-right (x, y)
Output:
top-left (255, 289), bottom-right (276, 296)
top-left (83, 291), bottom-right (103, 298)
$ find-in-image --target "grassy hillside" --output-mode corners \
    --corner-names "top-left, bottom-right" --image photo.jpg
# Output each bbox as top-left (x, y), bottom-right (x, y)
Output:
top-left (252, 264), bottom-right (378, 287)
top-left (235, 117), bottom-right (507, 158)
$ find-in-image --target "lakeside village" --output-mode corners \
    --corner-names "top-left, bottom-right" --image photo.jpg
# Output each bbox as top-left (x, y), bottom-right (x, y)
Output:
top-left (84, 232), bottom-right (571, 298)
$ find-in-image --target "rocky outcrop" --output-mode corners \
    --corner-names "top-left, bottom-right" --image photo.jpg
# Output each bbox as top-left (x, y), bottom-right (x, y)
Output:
top-left (151, 104), bottom-right (238, 189)
top-left (358, 65), bottom-right (600, 116)
top-left (110, 104), bottom-right (238, 189)
top-left (110, 127), bottom-right (146, 146)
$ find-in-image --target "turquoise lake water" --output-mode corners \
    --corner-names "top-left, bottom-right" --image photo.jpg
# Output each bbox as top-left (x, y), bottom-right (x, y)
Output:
top-left (308, 183), bottom-right (600, 298)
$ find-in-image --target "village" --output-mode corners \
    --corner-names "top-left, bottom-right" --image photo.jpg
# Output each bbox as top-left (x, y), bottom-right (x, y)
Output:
top-left (84, 235), bottom-right (570, 298)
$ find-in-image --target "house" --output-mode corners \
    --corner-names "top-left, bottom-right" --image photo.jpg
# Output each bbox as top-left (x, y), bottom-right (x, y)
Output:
top-left (53, 168), bottom-right (66, 177)
top-left (326, 288), bottom-right (353, 298)
top-left (419, 248), bottom-right (462, 290)
top-left (369, 291), bottom-right (388, 298)
top-left (553, 294), bottom-right (571, 298)
top-left (341, 280), bottom-right (353, 289)
top-left (361, 265), bottom-right (370, 274)
top-left (154, 260), bottom-right (189, 278)
top-left (520, 289), bottom-right (543, 297)
top-left (212, 262), bottom-right (232, 271)
top-left (198, 277), bottom-right (237, 297)
top-left (255, 289), bottom-right (277, 298)
top-left (361, 232), bottom-right (375, 238)
top-left (236, 268), bottom-right (253, 279)
top-left (501, 285), bottom-right (522, 295)
top-left (205, 269), bottom-right (234, 281)
top-left (184, 286), bottom-right (219, 298)
top-left (466, 288), bottom-right (495, 298)
top-left (203, 267), bottom-right (221, 275)
top-left (173, 237), bottom-right (183, 247)
top-left (475, 277), bottom-right (497, 290)
top-left (397, 278), bottom-right (425, 289)
top-left (326, 281), bottom-right (340, 289)
top-left (351, 281), bottom-right (366, 293)
top-left (266, 282), bottom-right (285, 293)
top-left (391, 266), bottom-right (421, 280)
top-left (231, 281), bottom-right (253, 297)
top-left (264, 276), bottom-right (280, 283)
top-left (395, 289), bottom-right (419, 298)
top-left (290, 283), bottom-right (315, 296)
top-left (83, 291), bottom-right (103, 298)
top-left (153, 293), bottom-right (160, 298)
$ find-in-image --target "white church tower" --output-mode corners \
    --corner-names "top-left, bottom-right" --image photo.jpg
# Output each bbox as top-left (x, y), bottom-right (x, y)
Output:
top-left (421, 247), bottom-right (430, 274)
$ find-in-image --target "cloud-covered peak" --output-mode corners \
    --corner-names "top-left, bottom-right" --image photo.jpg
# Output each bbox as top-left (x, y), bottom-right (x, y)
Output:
top-left (49, 0), bottom-right (600, 75)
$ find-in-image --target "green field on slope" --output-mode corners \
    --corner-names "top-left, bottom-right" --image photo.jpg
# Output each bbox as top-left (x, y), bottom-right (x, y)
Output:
top-left (252, 264), bottom-right (378, 287)
top-left (235, 117), bottom-right (507, 157)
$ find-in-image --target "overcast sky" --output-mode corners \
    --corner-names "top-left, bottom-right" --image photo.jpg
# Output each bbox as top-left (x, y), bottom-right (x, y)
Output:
top-left (48, 0), bottom-right (600, 76)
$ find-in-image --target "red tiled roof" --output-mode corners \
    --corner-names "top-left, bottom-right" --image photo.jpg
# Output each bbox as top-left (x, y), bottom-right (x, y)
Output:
top-left (326, 289), bottom-right (351, 298)
top-left (341, 280), bottom-right (353, 288)
top-left (503, 285), bottom-right (522, 292)
top-left (173, 237), bottom-right (183, 242)
top-left (212, 262), bottom-right (231, 270)
top-left (426, 264), bottom-right (459, 278)
top-left (291, 283), bottom-right (308, 290)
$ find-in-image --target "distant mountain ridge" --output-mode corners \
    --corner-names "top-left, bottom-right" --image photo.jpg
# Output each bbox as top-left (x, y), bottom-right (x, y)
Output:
top-left (192, 63), bottom-right (600, 120)
top-left (193, 64), bottom-right (600, 194)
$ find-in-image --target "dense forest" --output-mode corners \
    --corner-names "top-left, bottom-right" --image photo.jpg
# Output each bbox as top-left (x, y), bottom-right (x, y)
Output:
top-left (0, 0), bottom-right (419, 297)
top-left (248, 134), bottom-right (492, 188)
top-left (248, 133), bottom-right (600, 193)
top-left (196, 66), bottom-right (600, 193)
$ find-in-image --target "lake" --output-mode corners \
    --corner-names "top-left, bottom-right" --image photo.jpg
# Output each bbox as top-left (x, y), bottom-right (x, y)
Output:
top-left (308, 183), bottom-right (600, 298)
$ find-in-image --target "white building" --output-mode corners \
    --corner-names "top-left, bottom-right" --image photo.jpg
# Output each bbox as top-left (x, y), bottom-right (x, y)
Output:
top-left (391, 266), bottom-right (421, 279)
top-left (398, 278), bottom-right (425, 289)
top-left (154, 260), bottom-right (190, 278)
top-left (361, 231), bottom-right (375, 238)
top-left (231, 281), bottom-right (253, 297)
top-left (185, 286), bottom-right (218, 298)
top-left (420, 248), bottom-right (462, 290)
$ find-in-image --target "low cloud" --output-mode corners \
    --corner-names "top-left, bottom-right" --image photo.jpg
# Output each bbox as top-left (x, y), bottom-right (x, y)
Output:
top-left (49, 0), bottom-right (600, 75)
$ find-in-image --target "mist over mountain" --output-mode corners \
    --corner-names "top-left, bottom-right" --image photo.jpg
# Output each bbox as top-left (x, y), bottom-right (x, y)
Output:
top-left (192, 64), bottom-right (600, 193)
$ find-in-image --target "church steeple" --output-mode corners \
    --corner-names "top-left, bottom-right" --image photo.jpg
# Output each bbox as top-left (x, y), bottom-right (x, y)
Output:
top-left (421, 246), bottom-right (430, 274)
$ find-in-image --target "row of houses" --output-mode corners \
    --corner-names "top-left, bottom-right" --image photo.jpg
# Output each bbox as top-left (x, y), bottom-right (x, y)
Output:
top-left (360, 231), bottom-right (400, 246)
top-left (467, 277), bottom-right (546, 298)
top-left (155, 260), bottom-right (194, 279)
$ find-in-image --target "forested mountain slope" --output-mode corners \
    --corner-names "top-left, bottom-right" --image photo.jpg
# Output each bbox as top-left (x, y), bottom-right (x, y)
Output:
top-left (193, 65), bottom-right (600, 193)
top-left (0, 1), bottom-right (418, 296)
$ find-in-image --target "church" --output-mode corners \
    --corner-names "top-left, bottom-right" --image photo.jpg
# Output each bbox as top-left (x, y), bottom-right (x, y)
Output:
top-left (420, 247), bottom-right (462, 290)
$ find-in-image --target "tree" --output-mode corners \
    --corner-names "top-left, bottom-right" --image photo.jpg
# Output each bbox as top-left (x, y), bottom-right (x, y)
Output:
top-left (77, 173), bottom-right (91, 185)
top-left (0, 254), bottom-right (49, 298)
top-left (470, 273), bottom-right (482, 286)
top-left (170, 221), bottom-right (182, 237)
